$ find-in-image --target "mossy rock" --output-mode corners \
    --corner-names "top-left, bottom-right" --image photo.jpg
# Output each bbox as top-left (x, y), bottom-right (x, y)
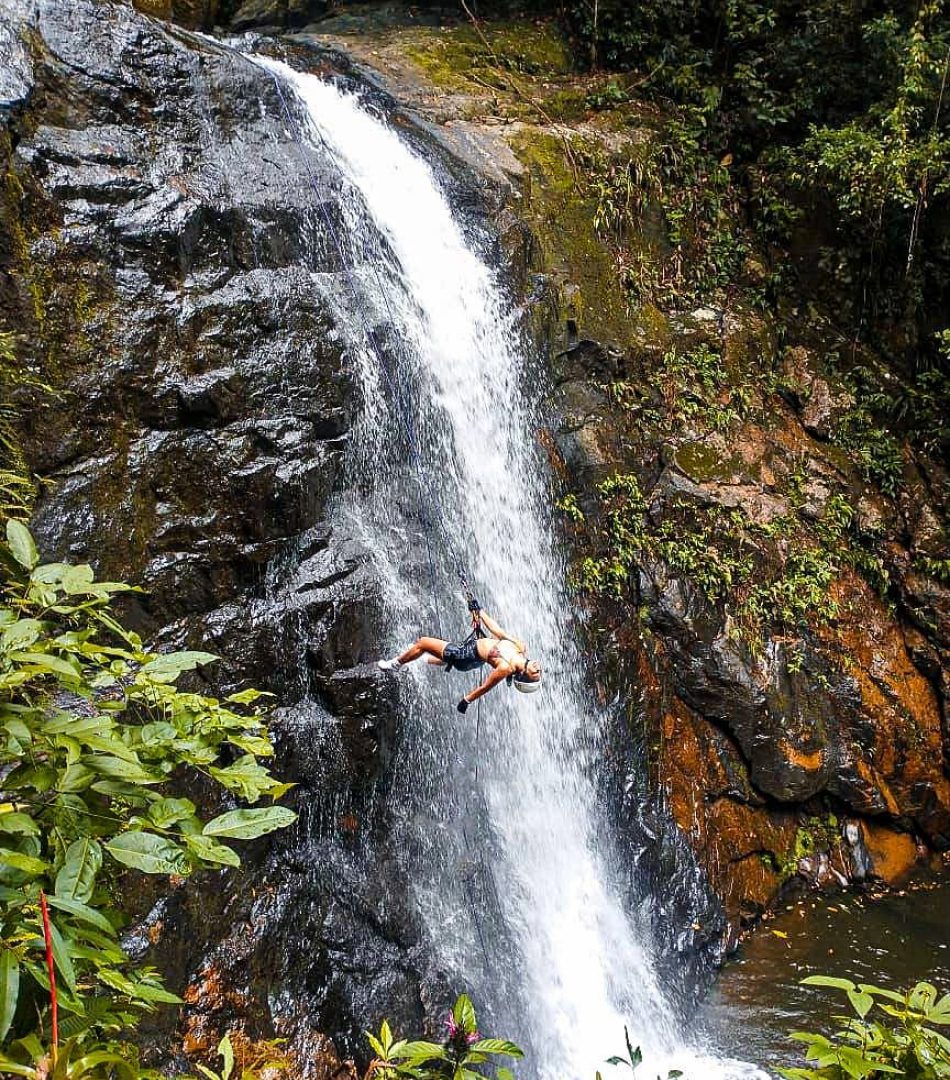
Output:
top-left (674, 442), bottom-right (739, 484)
top-left (511, 128), bottom-right (632, 347)
top-left (405, 19), bottom-right (570, 91)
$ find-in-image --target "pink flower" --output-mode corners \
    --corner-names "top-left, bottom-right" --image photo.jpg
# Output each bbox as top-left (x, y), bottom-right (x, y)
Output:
top-left (445, 1014), bottom-right (458, 1038)
top-left (466, 1031), bottom-right (481, 1045)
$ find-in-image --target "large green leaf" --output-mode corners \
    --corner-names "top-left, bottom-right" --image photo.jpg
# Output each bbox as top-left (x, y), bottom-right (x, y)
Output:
top-left (218, 1033), bottom-right (235, 1080)
top-left (910, 982), bottom-right (938, 1011)
top-left (87, 755), bottom-right (157, 784)
top-left (468, 1040), bottom-right (523, 1058)
top-left (148, 797), bottom-right (197, 829)
top-left (0, 848), bottom-right (47, 876)
top-left (0, 618), bottom-right (42, 651)
top-left (71, 1049), bottom-right (138, 1080)
top-left (61, 564), bottom-right (95, 594)
top-left (6, 520), bottom-right (38, 570)
top-left (105, 832), bottom-right (188, 875)
top-left (184, 834), bottom-right (241, 868)
top-left (209, 756), bottom-right (277, 801)
top-left (202, 806), bottom-right (297, 840)
top-left (41, 712), bottom-right (111, 738)
top-left (0, 949), bottom-right (19, 1042)
top-left (929, 992), bottom-right (950, 1024)
top-left (127, 978), bottom-right (182, 1005)
top-left (140, 651), bottom-right (218, 683)
top-left (226, 688), bottom-right (272, 705)
top-left (847, 989), bottom-right (875, 1019)
top-left (0, 812), bottom-right (40, 837)
top-left (8, 650), bottom-right (81, 680)
top-left (3, 763), bottom-right (56, 792)
top-left (801, 975), bottom-right (856, 991)
top-left (46, 895), bottom-right (116, 937)
top-left (0, 1055), bottom-right (33, 1077)
top-left (394, 1041), bottom-right (448, 1063)
top-left (47, 917), bottom-right (77, 993)
top-left (453, 993), bottom-right (477, 1035)
top-left (59, 763), bottom-right (95, 793)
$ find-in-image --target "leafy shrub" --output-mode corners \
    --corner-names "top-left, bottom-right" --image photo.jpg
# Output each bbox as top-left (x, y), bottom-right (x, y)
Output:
top-left (365, 993), bottom-right (522, 1080)
top-left (574, 473), bottom-right (861, 647)
top-left (556, 0), bottom-right (950, 461)
top-left (780, 976), bottom-right (950, 1079)
top-left (0, 521), bottom-right (296, 1071)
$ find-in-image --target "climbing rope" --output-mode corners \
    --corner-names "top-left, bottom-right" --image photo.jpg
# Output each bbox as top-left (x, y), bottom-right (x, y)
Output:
top-left (264, 69), bottom-right (483, 640)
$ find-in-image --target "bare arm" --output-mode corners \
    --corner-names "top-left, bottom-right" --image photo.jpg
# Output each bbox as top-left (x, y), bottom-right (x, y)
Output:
top-left (477, 610), bottom-right (525, 653)
top-left (464, 664), bottom-right (512, 703)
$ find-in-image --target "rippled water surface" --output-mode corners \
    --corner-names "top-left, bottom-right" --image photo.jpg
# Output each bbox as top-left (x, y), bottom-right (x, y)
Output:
top-left (703, 878), bottom-right (950, 1073)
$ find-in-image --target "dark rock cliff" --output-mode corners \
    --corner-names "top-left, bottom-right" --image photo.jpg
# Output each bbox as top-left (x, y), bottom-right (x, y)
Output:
top-left (0, 1), bottom-right (445, 1071)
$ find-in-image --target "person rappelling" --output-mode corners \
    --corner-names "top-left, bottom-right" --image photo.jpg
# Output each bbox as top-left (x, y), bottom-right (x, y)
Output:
top-left (378, 598), bottom-right (542, 712)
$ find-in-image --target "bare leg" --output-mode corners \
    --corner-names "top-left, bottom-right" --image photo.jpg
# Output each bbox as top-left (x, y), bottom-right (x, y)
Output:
top-left (396, 636), bottom-right (447, 665)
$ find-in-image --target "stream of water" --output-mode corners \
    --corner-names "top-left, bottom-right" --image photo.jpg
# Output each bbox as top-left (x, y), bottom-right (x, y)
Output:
top-left (252, 56), bottom-right (765, 1080)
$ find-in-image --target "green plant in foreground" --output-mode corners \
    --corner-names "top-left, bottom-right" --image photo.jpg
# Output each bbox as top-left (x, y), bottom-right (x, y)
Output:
top-left (192, 1033), bottom-right (292, 1080)
top-left (0, 1032), bottom-right (156, 1078)
top-left (598, 1025), bottom-right (682, 1080)
top-left (0, 520), bottom-right (296, 1070)
top-left (780, 976), bottom-right (950, 1079)
top-left (366, 994), bottom-right (522, 1080)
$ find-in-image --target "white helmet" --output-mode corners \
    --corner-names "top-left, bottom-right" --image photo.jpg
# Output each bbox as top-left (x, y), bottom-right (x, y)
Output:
top-left (513, 674), bottom-right (542, 694)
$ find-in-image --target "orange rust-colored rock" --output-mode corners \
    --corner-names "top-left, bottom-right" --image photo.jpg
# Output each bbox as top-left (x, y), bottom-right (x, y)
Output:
top-left (779, 744), bottom-right (825, 774)
top-left (824, 575), bottom-right (950, 843)
top-left (860, 822), bottom-right (920, 885)
top-left (181, 960), bottom-right (355, 1079)
top-left (558, 296), bottom-right (950, 944)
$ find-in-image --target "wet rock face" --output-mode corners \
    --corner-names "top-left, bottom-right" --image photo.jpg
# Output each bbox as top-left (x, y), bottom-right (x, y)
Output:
top-left (229, 0), bottom-right (333, 32)
top-left (1, 1), bottom-right (426, 1072)
top-left (551, 303), bottom-right (950, 945)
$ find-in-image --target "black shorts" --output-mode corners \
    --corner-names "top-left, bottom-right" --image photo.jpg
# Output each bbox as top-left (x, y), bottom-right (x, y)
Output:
top-left (442, 635), bottom-right (484, 672)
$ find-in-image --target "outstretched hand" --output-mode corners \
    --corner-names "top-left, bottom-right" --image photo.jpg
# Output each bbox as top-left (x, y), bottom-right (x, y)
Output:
top-left (457, 698), bottom-right (470, 714)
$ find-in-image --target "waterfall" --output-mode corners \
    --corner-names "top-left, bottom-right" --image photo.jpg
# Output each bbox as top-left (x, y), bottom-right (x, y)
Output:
top-left (252, 56), bottom-right (766, 1080)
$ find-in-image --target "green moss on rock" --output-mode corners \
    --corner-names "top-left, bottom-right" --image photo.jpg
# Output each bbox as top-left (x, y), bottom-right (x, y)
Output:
top-left (674, 442), bottom-right (738, 483)
top-left (511, 128), bottom-right (632, 346)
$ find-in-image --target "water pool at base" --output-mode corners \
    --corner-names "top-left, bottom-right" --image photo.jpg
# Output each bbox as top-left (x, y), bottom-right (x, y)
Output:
top-left (702, 877), bottom-right (950, 1073)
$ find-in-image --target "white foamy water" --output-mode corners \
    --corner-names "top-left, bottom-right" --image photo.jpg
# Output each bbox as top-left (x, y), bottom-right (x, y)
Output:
top-left (252, 55), bottom-right (767, 1080)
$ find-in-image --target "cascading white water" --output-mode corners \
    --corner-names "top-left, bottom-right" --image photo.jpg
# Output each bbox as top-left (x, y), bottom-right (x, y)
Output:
top-left (254, 55), bottom-right (767, 1080)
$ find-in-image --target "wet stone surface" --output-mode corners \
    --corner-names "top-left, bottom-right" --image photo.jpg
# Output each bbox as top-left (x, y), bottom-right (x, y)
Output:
top-left (0, 0), bottom-right (450, 1073)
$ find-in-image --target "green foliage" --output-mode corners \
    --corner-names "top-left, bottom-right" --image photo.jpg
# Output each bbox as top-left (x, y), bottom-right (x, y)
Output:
top-left (779, 816), bottom-right (841, 877)
top-left (0, 332), bottom-right (38, 519)
top-left (0, 1032), bottom-right (159, 1078)
top-left (598, 1025), bottom-right (682, 1079)
top-left (573, 469), bottom-right (896, 647)
top-left (914, 555), bottom-right (950, 586)
top-left (557, 0), bottom-right (950, 464)
top-left (555, 493), bottom-right (585, 524)
top-left (365, 994), bottom-right (522, 1080)
top-left (779, 977), bottom-right (950, 1079)
top-left (624, 343), bottom-right (756, 433)
top-left (0, 522), bottom-right (295, 1065)
top-left (581, 131), bottom-right (753, 307)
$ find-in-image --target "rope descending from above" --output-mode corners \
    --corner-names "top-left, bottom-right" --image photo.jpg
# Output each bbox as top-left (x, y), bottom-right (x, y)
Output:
top-left (262, 64), bottom-right (479, 633)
